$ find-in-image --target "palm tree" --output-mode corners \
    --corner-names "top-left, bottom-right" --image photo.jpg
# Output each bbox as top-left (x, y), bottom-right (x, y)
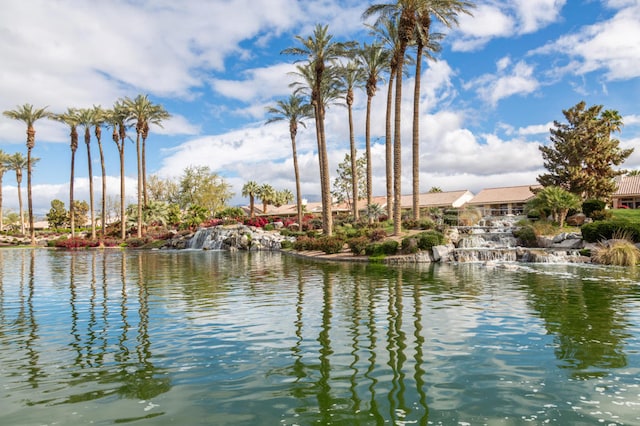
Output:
top-left (265, 94), bottom-right (313, 229)
top-left (51, 108), bottom-right (80, 237)
top-left (123, 95), bottom-right (170, 237)
top-left (282, 24), bottom-right (356, 236)
top-left (357, 42), bottom-right (390, 223)
top-left (410, 0), bottom-right (472, 220)
top-left (78, 108), bottom-right (97, 239)
top-left (91, 105), bottom-right (107, 241)
top-left (367, 17), bottom-right (407, 222)
top-left (257, 184), bottom-right (276, 215)
top-left (5, 152), bottom-right (35, 235)
top-left (3, 104), bottom-right (50, 244)
top-left (242, 180), bottom-right (260, 218)
top-left (141, 103), bottom-right (170, 206)
top-left (0, 150), bottom-right (9, 233)
top-left (337, 60), bottom-right (366, 220)
top-left (104, 101), bottom-right (130, 240)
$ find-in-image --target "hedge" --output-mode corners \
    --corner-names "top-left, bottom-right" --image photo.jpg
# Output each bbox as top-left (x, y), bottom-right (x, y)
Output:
top-left (581, 220), bottom-right (640, 243)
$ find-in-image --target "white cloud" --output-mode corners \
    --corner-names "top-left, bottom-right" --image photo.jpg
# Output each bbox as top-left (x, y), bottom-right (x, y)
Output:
top-left (465, 59), bottom-right (539, 106)
top-left (514, 0), bottom-right (566, 34)
top-left (530, 3), bottom-right (640, 80)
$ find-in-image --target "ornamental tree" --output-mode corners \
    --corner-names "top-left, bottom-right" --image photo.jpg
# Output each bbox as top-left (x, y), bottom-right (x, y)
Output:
top-left (538, 101), bottom-right (632, 200)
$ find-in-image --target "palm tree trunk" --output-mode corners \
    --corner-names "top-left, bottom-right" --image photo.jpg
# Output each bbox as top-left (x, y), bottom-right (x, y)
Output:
top-left (119, 145), bottom-right (126, 240)
top-left (70, 150), bottom-right (76, 238)
top-left (96, 135), bottom-right (107, 241)
top-left (136, 133), bottom-right (143, 238)
top-left (393, 54), bottom-right (404, 236)
top-left (412, 46), bottom-right (423, 221)
top-left (142, 137), bottom-right (148, 207)
top-left (385, 69), bottom-right (396, 220)
top-left (27, 148), bottom-right (35, 245)
top-left (86, 135), bottom-right (96, 239)
top-left (348, 97), bottom-right (358, 221)
top-left (16, 174), bottom-right (24, 235)
top-left (0, 174), bottom-right (4, 233)
top-left (318, 106), bottom-right (333, 236)
top-left (290, 134), bottom-right (304, 231)
top-left (365, 95), bottom-right (373, 225)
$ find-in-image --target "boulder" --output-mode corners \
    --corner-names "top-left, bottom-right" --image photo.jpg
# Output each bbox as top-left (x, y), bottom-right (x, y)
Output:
top-left (566, 213), bottom-right (586, 226)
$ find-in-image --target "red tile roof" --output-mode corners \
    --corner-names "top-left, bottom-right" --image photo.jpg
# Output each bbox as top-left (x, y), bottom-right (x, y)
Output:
top-left (467, 185), bottom-right (541, 205)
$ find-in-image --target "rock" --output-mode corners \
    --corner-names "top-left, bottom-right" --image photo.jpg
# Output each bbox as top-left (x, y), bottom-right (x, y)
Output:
top-left (566, 213), bottom-right (586, 226)
top-left (432, 244), bottom-right (454, 262)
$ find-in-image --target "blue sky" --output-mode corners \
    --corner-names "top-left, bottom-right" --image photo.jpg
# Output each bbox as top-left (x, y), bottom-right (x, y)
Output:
top-left (1, 0), bottom-right (639, 216)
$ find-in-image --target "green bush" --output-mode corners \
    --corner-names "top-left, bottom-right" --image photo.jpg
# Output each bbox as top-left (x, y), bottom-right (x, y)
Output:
top-left (317, 236), bottom-right (345, 254)
top-left (416, 230), bottom-right (445, 250)
top-left (581, 220), bottom-right (640, 243)
top-left (401, 236), bottom-right (419, 254)
top-left (125, 237), bottom-right (147, 248)
top-left (347, 236), bottom-right (370, 255)
top-left (513, 226), bottom-right (537, 247)
top-left (590, 209), bottom-right (612, 221)
top-left (368, 228), bottom-right (387, 241)
top-left (582, 199), bottom-right (606, 218)
top-left (365, 240), bottom-right (398, 256)
top-left (293, 235), bottom-right (316, 251)
top-left (280, 240), bottom-right (293, 250)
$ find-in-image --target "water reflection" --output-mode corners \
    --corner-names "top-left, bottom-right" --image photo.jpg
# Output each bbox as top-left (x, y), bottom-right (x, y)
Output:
top-left (0, 251), bottom-right (639, 425)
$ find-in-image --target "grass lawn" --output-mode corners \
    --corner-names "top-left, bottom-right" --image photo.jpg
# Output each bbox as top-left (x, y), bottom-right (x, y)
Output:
top-left (610, 209), bottom-right (640, 222)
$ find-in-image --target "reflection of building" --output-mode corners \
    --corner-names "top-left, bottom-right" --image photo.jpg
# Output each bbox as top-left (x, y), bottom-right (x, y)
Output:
top-left (465, 185), bottom-right (541, 216)
top-left (612, 175), bottom-right (640, 208)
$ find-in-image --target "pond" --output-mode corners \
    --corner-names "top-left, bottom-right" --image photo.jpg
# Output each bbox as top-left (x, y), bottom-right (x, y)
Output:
top-left (0, 248), bottom-right (639, 425)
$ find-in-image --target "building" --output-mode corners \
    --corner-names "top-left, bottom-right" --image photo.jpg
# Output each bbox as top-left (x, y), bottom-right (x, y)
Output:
top-left (465, 185), bottom-right (541, 216)
top-left (612, 175), bottom-right (640, 208)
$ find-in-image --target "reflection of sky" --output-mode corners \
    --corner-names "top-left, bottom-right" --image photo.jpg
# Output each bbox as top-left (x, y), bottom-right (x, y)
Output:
top-left (2, 251), bottom-right (640, 425)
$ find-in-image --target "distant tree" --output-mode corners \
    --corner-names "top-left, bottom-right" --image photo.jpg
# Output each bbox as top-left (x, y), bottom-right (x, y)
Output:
top-left (242, 180), bottom-right (260, 218)
top-left (47, 199), bottom-right (68, 229)
top-left (257, 184), bottom-right (276, 214)
top-left (0, 149), bottom-right (9, 232)
top-left (428, 186), bottom-right (442, 193)
top-left (147, 174), bottom-right (180, 204)
top-left (538, 101), bottom-right (633, 199)
top-left (5, 152), bottom-right (37, 235)
top-left (332, 153), bottom-right (366, 212)
top-left (273, 189), bottom-right (294, 208)
top-left (71, 200), bottom-right (89, 231)
top-left (626, 170), bottom-right (640, 176)
top-left (178, 166), bottom-right (232, 216)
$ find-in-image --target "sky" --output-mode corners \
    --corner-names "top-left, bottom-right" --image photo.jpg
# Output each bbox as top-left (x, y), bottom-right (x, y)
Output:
top-left (1, 0), bottom-right (639, 216)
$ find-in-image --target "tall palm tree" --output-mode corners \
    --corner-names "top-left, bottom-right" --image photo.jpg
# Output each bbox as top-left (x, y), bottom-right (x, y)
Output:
top-left (141, 103), bottom-right (170, 207)
top-left (337, 60), bottom-right (366, 220)
top-left (123, 94), bottom-right (149, 238)
top-left (357, 42), bottom-right (390, 223)
top-left (5, 152), bottom-right (35, 235)
top-left (104, 102), bottom-right (130, 240)
top-left (91, 105), bottom-right (107, 241)
top-left (51, 108), bottom-right (80, 237)
top-left (266, 94), bottom-right (313, 229)
top-left (3, 104), bottom-right (50, 244)
top-left (78, 108), bottom-right (97, 239)
top-left (0, 150), bottom-right (9, 233)
top-left (364, 2), bottom-right (419, 235)
top-left (367, 17), bottom-right (407, 221)
top-left (282, 24), bottom-right (356, 236)
top-left (242, 181), bottom-right (260, 219)
top-left (411, 0), bottom-right (472, 220)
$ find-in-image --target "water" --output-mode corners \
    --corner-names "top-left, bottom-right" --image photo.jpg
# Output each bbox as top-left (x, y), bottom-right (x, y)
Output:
top-left (1, 248), bottom-right (640, 425)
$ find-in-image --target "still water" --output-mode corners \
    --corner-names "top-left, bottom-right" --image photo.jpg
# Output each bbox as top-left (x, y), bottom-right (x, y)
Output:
top-left (0, 248), bottom-right (639, 425)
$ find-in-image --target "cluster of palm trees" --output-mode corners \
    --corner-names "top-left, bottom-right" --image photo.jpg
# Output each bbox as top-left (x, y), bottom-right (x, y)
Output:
top-left (242, 181), bottom-right (294, 218)
top-left (2, 95), bottom-right (170, 245)
top-left (268, 0), bottom-right (474, 236)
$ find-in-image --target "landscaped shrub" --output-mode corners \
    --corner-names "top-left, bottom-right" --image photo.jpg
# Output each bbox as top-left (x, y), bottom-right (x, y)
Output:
top-left (316, 236), bottom-right (345, 254)
top-left (125, 237), bottom-right (147, 248)
top-left (365, 240), bottom-right (398, 256)
top-left (244, 217), bottom-right (268, 228)
top-left (293, 235), bottom-right (316, 251)
top-left (401, 236), bottom-right (419, 254)
top-left (590, 209), bottom-right (612, 221)
top-left (581, 220), bottom-right (640, 243)
top-left (416, 230), bottom-right (445, 250)
top-left (347, 236), bottom-right (370, 255)
top-left (54, 237), bottom-right (100, 249)
top-left (582, 199), bottom-right (606, 218)
top-left (513, 226), bottom-right (537, 247)
top-left (280, 240), bottom-right (293, 250)
top-left (592, 239), bottom-right (640, 266)
top-left (368, 228), bottom-right (387, 241)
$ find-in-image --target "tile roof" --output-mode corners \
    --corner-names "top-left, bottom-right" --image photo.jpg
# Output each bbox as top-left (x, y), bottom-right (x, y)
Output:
top-left (467, 185), bottom-right (541, 205)
top-left (613, 175), bottom-right (640, 196)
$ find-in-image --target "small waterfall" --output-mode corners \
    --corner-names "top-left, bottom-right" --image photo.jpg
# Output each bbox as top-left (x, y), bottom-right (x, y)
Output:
top-left (186, 228), bottom-right (223, 250)
top-left (454, 248), bottom-right (518, 262)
